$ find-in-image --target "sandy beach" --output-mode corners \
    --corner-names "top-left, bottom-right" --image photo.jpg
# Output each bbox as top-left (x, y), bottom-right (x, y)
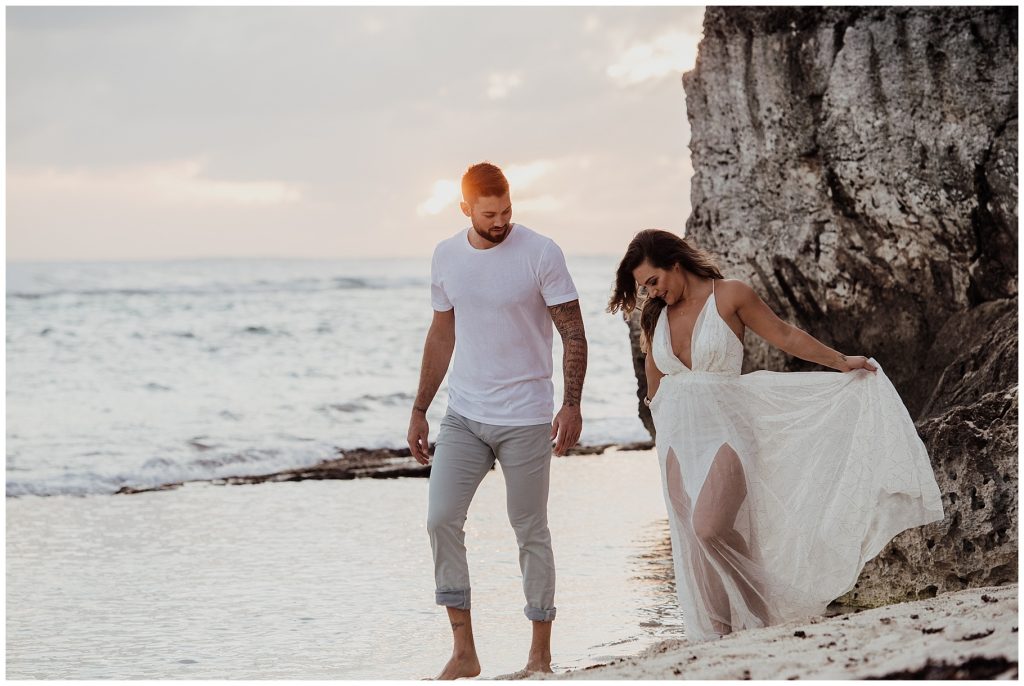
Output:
top-left (536, 583), bottom-right (1018, 680)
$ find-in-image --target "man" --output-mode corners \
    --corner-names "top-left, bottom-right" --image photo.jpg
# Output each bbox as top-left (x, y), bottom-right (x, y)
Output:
top-left (407, 162), bottom-right (588, 679)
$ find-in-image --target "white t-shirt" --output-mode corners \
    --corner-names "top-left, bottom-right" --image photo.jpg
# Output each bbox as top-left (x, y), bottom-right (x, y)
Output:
top-left (430, 223), bottom-right (579, 426)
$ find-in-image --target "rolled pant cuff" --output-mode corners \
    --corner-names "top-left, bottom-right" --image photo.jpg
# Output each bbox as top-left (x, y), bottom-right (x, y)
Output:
top-left (524, 604), bottom-right (557, 622)
top-left (435, 588), bottom-right (471, 610)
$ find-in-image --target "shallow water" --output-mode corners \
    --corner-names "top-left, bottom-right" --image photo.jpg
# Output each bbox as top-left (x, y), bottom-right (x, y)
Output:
top-left (7, 255), bottom-right (650, 497)
top-left (6, 450), bottom-right (684, 679)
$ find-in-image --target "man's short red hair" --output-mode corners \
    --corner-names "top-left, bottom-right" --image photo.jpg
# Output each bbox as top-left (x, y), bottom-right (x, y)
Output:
top-left (461, 162), bottom-right (509, 205)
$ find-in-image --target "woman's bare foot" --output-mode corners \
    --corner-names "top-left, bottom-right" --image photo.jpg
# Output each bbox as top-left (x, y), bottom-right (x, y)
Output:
top-left (435, 652), bottom-right (481, 680)
top-left (711, 619), bottom-right (731, 637)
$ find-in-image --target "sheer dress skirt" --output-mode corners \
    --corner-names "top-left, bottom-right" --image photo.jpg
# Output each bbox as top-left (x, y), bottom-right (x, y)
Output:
top-left (649, 364), bottom-right (944, 642)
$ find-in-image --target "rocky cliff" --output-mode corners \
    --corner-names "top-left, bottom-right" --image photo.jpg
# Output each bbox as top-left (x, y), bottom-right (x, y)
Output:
top-left (632, 6), bottom-right (1017, 606)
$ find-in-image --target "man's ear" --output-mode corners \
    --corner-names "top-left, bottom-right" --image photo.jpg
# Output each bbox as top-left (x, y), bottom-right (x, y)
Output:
top-left (459, 201), bottom-right (471, 218)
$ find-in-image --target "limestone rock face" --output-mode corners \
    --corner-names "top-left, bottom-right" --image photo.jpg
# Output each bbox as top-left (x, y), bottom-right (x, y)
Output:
top-left (683, 6), bottom-right (1016, 418)
top-left (642, 6), bottom-right (1018, 605)
top-left (919, 298), bottom-right (1017, 418)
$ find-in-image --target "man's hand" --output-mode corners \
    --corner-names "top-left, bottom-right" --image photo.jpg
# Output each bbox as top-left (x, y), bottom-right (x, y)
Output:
top-left (408, 411), bottom-right (431, 464)
top-left (550, 405), bottom-right (582, 457)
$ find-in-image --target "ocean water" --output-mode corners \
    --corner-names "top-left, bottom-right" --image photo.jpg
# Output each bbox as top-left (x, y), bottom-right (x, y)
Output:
top-left (6, 254), bottom-right (649, 497)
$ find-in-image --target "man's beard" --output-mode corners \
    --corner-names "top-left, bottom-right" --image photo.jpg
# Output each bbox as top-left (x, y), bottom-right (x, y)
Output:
top-left (473, 224), bottom-right (511, 245)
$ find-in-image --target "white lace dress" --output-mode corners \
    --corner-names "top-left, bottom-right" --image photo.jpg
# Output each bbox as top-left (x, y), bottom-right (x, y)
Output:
top-left (647, 279), bottom-right (945, 642)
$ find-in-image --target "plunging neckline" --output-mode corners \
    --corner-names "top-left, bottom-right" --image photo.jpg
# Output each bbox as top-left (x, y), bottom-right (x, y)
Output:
top-left (664, 289), bottom-right (715, 372)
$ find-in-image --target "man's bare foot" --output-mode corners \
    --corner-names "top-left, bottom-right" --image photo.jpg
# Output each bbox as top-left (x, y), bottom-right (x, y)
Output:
top-left (434, 652), bottom-right (481, 680)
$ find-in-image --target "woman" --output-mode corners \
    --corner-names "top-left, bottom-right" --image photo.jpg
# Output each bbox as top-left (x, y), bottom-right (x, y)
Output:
top-left (608, 229), bottom-right (944, 642)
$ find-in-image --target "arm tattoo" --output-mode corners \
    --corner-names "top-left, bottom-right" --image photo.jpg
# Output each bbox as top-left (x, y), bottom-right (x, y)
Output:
top-left (548, 299), bottom-right (588, 407)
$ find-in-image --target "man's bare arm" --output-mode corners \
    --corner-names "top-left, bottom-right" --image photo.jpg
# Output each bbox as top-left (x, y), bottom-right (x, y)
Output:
top-left (413, 309), bottom-right (456, 412)
top-left (548, 299), bottom-right (586, 456)
top-left (548, 299), bottom-right (587, 407)
top-left (408, 309), bottom-right (455, 463)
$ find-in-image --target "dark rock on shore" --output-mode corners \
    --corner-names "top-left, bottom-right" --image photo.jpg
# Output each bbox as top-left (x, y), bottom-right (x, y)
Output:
top-left (866, 656), bottom-right (1017, 680)
top-left (624, 6), bottom-right (1017, 606)
top-left (114, 447), bottom-right (432, 494)
top-left (114, 441), bottom-right (655, 495)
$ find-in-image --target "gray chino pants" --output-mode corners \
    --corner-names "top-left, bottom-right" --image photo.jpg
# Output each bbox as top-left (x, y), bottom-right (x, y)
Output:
top-left (426, 409), bottom-right (557, 622)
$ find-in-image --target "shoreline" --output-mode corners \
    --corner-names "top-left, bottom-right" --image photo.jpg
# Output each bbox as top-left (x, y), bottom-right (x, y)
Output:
top-left (530, 584), bottom-right (1018, 680)
top-left (113, 440), bottom-right (655, 496)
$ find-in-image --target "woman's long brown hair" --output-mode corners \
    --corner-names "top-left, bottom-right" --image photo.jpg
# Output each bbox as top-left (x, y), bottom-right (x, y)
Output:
top-left (607, 229), bottom-right (724, 353)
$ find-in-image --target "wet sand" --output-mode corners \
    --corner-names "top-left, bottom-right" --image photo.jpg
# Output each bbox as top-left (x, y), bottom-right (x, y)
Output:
top-left (7, 448), bottom-right (680, 679)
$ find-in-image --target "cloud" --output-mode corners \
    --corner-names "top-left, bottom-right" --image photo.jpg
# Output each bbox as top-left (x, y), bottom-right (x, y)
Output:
top-left (417, 179), bottom-right (461, 216)
top-left (486, 71), bottom-right (523, 100)
top-left (10, 158), bottom-right (303, 207)
top-left (514, 195), bottom-right (564, 213)
top-left (607, 29), bottom-right (701, 86)
top-left (359, 14), bottom-right (384, 34)
top-left (416, 159), bottom-right (557, 217)
top-left (9, 158), bottom-right (302, 207)
top-left (503, 160), bottom-right (554, 189)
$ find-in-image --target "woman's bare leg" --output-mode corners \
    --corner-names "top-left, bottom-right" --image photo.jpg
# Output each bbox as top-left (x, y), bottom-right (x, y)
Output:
top-left (691, 443), bottom-right (770, 632)
top-left (665, 449), bottom-right (731, 636)
top-left (715, 528), bottom-right (766, 609)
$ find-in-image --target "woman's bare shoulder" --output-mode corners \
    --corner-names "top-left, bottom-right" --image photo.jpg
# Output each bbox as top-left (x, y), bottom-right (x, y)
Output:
top-left (715, 279), bottom-right (764, 322)
top-left (715, 278), bottom-right (756, 301)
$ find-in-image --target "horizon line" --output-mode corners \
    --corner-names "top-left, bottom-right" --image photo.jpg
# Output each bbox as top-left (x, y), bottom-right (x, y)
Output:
top-left (6, 251), bottom-right (625, 265)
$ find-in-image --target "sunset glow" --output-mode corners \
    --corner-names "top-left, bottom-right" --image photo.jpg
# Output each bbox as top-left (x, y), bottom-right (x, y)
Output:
top-left (607, 29), bottom-right (702, 86)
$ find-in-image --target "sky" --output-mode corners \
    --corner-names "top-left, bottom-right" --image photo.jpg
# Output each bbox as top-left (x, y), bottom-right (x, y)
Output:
top-left (7, 6), bottom-right (706, 261)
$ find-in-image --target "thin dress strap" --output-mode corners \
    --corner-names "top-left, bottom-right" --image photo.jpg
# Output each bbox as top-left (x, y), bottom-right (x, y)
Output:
top-left (712, 278), bottom-right (715, 293)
